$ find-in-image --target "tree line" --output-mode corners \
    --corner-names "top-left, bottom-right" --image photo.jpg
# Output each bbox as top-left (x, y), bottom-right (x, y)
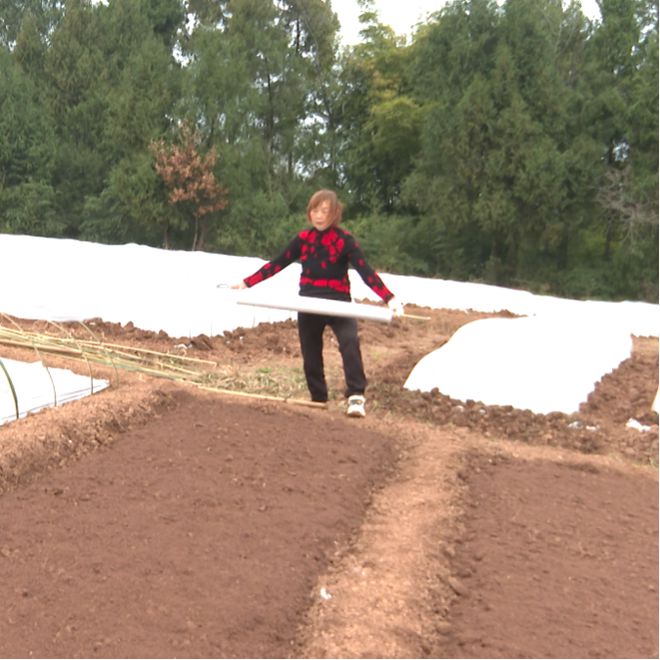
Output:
top-left (1, 0), bottom-right (657, 301)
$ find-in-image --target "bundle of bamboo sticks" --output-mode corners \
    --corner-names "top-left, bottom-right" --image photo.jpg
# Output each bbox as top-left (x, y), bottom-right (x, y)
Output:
top-left (0, 318), bottom-right (325, 409)
top-left (0, 320), bottom-right (215, 385)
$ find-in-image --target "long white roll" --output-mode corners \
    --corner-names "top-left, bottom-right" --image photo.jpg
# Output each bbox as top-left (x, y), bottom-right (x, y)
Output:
top-left (236, 293), bottom-right (393, 323)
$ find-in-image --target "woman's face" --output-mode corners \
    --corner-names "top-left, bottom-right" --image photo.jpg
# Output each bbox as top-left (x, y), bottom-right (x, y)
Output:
top-left (309, 201), bottom-right (333, 231)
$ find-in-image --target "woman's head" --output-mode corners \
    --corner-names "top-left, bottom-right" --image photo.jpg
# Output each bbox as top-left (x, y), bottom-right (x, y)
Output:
top-left (307, 189), bottom-right (343, 231)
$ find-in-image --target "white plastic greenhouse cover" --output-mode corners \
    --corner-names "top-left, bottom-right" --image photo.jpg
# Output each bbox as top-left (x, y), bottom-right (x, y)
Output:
top-left (0, 357), bottom-right (109, 426)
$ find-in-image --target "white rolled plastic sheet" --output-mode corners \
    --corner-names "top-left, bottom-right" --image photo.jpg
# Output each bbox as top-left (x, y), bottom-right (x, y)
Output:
top-left (236, 292), bottom-right (393, 323)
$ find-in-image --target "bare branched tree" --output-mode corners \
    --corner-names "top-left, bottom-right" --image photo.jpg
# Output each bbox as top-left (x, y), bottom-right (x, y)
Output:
top-left (597, 167), bottom-right (658, 257)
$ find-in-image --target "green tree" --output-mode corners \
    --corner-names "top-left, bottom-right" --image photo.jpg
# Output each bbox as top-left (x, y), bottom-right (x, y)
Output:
top-left (0, 48), bottom-right (61, 235)
top-left (13, 10), bottom-right (47, 80)
top-left (81, 151), bottom-right (171, 246)
top-left (0, 0), bottom-right (63, 49)
top-left (41, 0), bottom-right (107, 233)
top-left (338, 0), bottom-right (421, 212)
top-left (40, 0), bottom-right (185, 239)
top-left (403, 0), bottom-right (503, 278)
top-left (182, 0), bottom-right (340, 255)
top-left (401, 0), bottom-right (657, 299)
top-left (582, 0), bottom-right (658, 297)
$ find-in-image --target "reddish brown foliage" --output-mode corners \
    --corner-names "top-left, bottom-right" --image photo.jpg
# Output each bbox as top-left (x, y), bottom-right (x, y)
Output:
top-left (150, 122), bottom-right (228, 249)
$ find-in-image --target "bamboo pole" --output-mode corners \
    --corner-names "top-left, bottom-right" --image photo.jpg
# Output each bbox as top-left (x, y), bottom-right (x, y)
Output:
top-left (196, 384), bottom-right (327, 409)
top-left (72, 340), bottom-right (218, 366)
top-left (0, 327), bottom-right (210, 385)
top-left (0, 338), bottom-right (83, 356)
top-left (0, 328), bottom-right (217, 368)
top-left (46, 319), bottom-right (97, 395)
top-left (0, 313), bottom-right (59, 406)
top-left (74, 319), bottom-right (120, 385)
top-left (0, 357), bottom-right (19, 420)
top-left (0, 325), bottom-right (212, 372)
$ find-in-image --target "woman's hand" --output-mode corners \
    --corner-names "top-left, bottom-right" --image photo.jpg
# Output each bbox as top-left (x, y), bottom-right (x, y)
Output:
top-left (231, 281), bottom-right (247, 290)
top-left (387, 297), bottom-right (404, 317)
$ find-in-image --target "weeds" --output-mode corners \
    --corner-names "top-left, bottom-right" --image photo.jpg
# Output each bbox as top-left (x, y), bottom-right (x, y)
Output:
top-left (200, 364), bottom-right (308, 400)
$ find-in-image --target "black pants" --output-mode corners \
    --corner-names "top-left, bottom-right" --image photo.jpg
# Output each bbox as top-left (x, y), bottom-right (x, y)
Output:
top-left (297, 312), bottom-right (367, 402)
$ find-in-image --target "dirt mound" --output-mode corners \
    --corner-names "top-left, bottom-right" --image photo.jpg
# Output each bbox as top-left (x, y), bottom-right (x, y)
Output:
top-left (436, 452), bottom-right (658, 659)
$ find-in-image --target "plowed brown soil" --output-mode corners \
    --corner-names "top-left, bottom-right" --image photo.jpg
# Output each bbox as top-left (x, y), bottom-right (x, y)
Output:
top-left (0, 306), bottom-right (657, 659)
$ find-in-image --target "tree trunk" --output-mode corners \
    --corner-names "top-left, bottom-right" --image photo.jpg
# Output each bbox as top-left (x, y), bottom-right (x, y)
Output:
top-left (163, 221), bottom-right (171, 250)
top-left (604, 215), bottom-right (614, 260)
top-left (192, 216), bottom-right (200, 251)
top-left (197, 217), bottom-right (208, 251)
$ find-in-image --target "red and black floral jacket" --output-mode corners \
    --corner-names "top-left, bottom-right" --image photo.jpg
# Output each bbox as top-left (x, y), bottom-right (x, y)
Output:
top-left (243, 226), bottom-right (393, 303)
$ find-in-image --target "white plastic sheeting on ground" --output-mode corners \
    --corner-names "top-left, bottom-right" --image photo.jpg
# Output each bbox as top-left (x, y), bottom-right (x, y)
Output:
top-left (0, 234), bottom-right (297, 337)
top-left (0, 357), bottom-right (109, 426)
top-left (0, 233), bottom-right (657, 416)
top-left (0, 233), bottom-right (657, 338)
top-left (403, 316), bottom-right (634, 415)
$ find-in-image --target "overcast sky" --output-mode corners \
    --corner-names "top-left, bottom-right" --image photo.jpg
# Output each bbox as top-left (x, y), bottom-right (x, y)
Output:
top-left (331, 0), bottom-right (602, 46)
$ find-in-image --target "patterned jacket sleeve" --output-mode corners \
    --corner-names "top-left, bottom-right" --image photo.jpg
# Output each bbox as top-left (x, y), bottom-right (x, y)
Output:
top-left (243, 234), bottom-right (302, 287)
top-left (345, 235), bottom-right (394, 302)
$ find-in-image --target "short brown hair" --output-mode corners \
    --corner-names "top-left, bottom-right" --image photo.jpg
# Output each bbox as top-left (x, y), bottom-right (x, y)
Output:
top-left (306, 189), bottom-right (343, 226)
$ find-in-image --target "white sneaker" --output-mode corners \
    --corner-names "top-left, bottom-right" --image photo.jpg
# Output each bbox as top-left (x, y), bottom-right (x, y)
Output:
top-left (347, 395), bottom-right (366, 418)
